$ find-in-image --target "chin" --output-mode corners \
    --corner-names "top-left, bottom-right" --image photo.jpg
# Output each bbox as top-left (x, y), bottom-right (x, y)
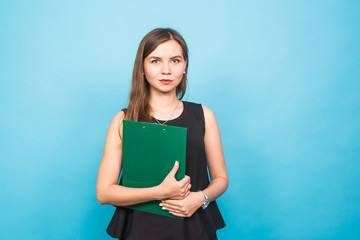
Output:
top-left (152, 87), bottom-right (177, 95)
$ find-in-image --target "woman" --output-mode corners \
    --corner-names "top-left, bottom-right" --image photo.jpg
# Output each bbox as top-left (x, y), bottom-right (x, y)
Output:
top-left (96, 28), bottom-right (228, 240)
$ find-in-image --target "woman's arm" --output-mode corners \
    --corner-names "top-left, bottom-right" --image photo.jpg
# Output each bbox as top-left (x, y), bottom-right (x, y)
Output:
top-left (160, 105), bottom-right (229, 217)
top-left (199, 105), bottom-right (229, 201)
top-left (96, 111), bottom-right (191, 206)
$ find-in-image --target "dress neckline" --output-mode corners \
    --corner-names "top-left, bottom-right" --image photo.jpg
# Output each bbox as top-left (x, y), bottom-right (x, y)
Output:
top-left (151, 101), bottom-right (186, 124)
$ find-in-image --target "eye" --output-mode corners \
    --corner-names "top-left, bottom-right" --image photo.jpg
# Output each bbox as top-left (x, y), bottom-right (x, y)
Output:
top-left (151, 59), bottom-right (160, 63)
top-left (172, 59), bottom-right (180, 63)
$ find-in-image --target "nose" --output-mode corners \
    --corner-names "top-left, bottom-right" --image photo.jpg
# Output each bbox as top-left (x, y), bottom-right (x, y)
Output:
top-left (161, 62), bottom-right (171, 74)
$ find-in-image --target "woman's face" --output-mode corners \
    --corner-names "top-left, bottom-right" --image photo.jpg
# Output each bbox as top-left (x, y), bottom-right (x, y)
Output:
top-left (144, 40), bottom-right (187, 95)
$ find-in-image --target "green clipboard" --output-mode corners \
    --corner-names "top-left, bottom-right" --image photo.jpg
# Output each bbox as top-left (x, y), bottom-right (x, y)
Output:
top-left (121, 120), bottom-right (187, 219)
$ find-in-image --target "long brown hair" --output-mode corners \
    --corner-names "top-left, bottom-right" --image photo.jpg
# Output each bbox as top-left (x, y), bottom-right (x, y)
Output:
top-left (124, 28), bottom-right (189, 122)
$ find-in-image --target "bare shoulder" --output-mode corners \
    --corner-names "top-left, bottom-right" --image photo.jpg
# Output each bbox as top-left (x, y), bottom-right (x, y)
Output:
top-left (113, 110), bottom-right (126, 123)
top-left (107, 110), bottom-right (126, 142)
top-left (110, 110), bottom-right (126, 130)
top-left (201, 105), bottom-right (217, 125)
top-left (114, 110), bottom-right (125, 119)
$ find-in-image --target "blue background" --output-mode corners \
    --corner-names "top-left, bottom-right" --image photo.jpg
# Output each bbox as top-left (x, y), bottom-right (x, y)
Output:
top-left (1, 0), bottom-right (359, 239)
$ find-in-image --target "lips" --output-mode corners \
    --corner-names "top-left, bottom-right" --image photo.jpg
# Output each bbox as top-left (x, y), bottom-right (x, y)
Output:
top-left (159, 79), bottom-right (172, 85)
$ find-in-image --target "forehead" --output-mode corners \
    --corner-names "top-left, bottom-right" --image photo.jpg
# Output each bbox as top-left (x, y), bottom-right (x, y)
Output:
top-left (147, 40), bottom-right (183, 58)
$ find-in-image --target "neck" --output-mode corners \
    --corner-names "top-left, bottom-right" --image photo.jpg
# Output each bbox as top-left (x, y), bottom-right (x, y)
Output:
top-left (149, 91), bottom-right (180, 111)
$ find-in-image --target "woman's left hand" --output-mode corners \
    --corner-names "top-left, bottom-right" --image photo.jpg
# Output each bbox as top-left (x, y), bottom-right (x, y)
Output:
top-left (160, 191), bottom-right (205, 218)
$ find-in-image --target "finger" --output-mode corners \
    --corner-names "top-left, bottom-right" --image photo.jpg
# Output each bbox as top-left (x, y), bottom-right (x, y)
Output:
top-left (161, 199), bottom-right (187, 210)
top-left (161, 204), bottom-right (182, 212)
top-left (162, 199), bottom-right (180, 205)
top-left (166, 208), bottom-right (185, 214)
top-left (160, 201), bottom-right (181, 208)
top-left (182, 183), bottom-right (191, 198)
top-left (179, 175), bottom-right (190, 185)
top-left (161, 202), bottom-right (187, 214)
top-left (168, 161), bottom-right (179, 177)
top-left (183, 182), bottom-right (190, 192)
top-left (169, 211), bottom-right (187, 218)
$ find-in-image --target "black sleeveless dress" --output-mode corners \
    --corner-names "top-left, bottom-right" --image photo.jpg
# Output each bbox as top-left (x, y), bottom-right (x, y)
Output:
top-left (106, 101), bottom-right (225, 240)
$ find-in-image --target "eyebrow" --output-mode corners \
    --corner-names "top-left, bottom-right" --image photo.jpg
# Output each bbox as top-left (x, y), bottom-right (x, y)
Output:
top-left (149, 55), bottom-right (183, 59)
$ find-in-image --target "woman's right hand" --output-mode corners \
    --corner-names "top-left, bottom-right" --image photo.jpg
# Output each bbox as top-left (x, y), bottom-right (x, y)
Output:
top-left (157, 161), bottom-right (191, 200)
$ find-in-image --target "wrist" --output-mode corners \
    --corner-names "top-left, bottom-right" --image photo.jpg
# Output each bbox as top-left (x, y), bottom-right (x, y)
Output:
top-left (199, 190), bottom-right (210, 209)
top-left (153, 185), bottom-right (165, 200)
top-left (194, 192), bottom-right (205, 208)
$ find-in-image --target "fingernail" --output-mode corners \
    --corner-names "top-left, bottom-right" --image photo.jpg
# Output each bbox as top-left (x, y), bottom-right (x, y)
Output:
top-left (159, 203), bottom-right (162, 207)
top-left (175, 161), bottom-right (178, 165)
top-left (162, 207), bottom-right (166, 210)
